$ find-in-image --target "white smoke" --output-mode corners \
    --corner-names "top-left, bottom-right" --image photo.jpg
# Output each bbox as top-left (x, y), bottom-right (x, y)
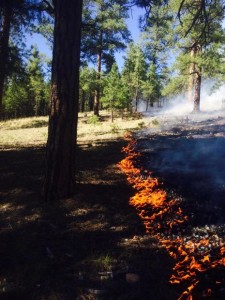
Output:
top-left (163, 81), bottom-right (225, 116)
top-left (201, 82), bottom-right (225, 111)
top-left (135, 80), bottom-right (225, 226)
top-left (137, 81), bottom-right (225, 117)
top-left (163, 94), bottom-right (192, 116)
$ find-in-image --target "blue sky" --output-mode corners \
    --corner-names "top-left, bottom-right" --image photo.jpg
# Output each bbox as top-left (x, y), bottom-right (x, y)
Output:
top-left (115, 6), bottom-right (144, 69)
top-left (126, 6), bottom-right (143, 42)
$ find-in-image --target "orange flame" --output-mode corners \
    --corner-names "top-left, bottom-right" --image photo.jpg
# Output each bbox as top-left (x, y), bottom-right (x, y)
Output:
top-left (118, 134), bottom-right (225, 300)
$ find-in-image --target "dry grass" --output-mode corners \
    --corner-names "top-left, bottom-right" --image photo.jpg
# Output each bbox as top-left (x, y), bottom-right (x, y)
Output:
top-left (0, 117), bottom-right (48, 148)
top-left (0, 111), bottom-right (154, 148)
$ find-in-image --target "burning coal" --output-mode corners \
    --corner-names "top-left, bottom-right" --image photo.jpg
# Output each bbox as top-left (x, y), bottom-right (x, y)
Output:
top-left (118, 132), bottom-right (225, 300)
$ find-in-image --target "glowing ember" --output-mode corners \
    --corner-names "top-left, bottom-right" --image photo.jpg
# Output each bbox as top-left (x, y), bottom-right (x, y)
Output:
top-left (118, 133), bottom-right (225, 300)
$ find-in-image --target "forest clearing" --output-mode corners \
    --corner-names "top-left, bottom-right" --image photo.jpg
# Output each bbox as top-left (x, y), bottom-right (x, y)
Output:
top-left (1, 110), bottom-right (225, 299)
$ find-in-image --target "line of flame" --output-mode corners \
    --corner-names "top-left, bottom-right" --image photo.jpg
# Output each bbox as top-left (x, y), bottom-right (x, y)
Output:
top-left (118, 133), bottom-right (225, 300)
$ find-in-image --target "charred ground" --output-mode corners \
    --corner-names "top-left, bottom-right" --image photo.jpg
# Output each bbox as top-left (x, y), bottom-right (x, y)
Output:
top-left (137, 114), bottom-right (225, 227)
top-left (134, 112), bottom-right (225, 299)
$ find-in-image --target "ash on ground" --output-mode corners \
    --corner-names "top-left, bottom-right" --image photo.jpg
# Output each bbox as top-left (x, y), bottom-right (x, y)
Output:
top-left (137, 111), bottom-right (225, 226)
top-left (133, 111), bottom-right (225, 299)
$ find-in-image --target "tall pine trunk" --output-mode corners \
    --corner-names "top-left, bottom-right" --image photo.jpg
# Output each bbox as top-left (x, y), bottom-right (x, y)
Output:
top-left (43, 0), bottom-right (83, 201)
top-left (146, 98), bottom-right (149, 111)
top-left (193, 71), bottom-right (201, 113)
top-left (89, 94), bottom-right (94, 111)
top-left (134, 88), bottom-right (138, 112)
top-left (110, 98), bottom-right (114, 122)
top-left (81, 90), bottom-right (85, 112)
top-left (192, 44), bottom-right (202, 113)
top-left (93, 31), bottom-right (102, 116)
top-left (187, 47), bottom-right (195, 103)
top-left (0, 6), bottom-right (12, 120)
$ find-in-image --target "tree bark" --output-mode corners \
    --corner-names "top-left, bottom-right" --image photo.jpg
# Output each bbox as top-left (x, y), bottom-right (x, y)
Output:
top-left (43, 0), bottom-right (83, 201)
top-left (146, 99), bottom-right (149, 111)
top-left (110, 98), bottom-right (114, 122)
top-left (111, 108), bottom-right (114, 122)
top-left (93, 30), bottom-right (102, 116)
top-left (0, 5), bottom-right (12, 120)
top-left (89, 94), bottom-right (94, 111)
top-left (193, 71), bottom-right (201, 113)
top-left (192, 44), bottom-right (202, 113)
top-left (81, 90), bottom-right (85, 112)
top-left (187, 47), bottom-right (195, 103)
top-left (134, 88), bottom-right (138, 112)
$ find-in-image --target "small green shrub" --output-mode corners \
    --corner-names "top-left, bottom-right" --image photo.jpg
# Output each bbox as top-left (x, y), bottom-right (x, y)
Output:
top-left (110, 123), bottom-right (120, 134)
top-left (87, 115), bottom-right (100, 125)
top-left (152, 118), bottom-right (159, 126)
top-left (92, 254), bottom-right (116, 271)
top-left (137, 121), bottom-right (145, 129)
top-left (21, 119), bottom-right (48, 128)
top-left (131, 112), bottom-right (143, 120)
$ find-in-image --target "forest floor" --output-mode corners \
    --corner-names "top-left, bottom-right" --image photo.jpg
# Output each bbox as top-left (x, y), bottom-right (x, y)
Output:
top-left (1, 110), bottom-right (225, 300)
top-left (0, 111), bottom-right (176, 300)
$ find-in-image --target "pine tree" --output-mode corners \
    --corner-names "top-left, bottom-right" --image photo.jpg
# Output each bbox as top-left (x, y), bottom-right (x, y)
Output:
top-left (140, 2), bottom-right (172, 109)
top-left (4, 74), bottom-right (31, 118)
top-left (122, 42), bottom-right (147, 112)
top-left (141, 1), bottom-right (172, 68)
top-left (0, 0), bottom-right (44, 119)
top-left (168, 0), bottom-right (225, 112)
top-left (102, 63), bottom-right (129, 121)
top-left (134, 0), bottom-right (225, 112)
top-left (43, 0), bottom-right (83, 201)
top-left (3, 45), bottom-right (50, 118)
top-left (27, 45), bottom-right (49, 116)
top-left (142, 64), bottom-right (161, 110)
top-left (3, 41), bottom-right (32, 118)
top-left (82, 0), bottom-right (130, 116)
top-left (79, 66), bottom-right (96, 112)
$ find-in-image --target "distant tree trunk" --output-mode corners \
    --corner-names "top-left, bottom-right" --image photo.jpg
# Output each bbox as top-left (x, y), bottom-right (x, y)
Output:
top-left (43, 0), bottom-right (83, 201)
top-left (192, 44), bottom-right (202, 113)
top-left (187, 47), bottom-right (195, 103)
top-left (134, 88), bottom-right (138, 112)
top-left (110, 98), bottom-right (114, 122)
top-left (146, 98), bottom-right (149, 111)
top-left (0, 5), bottom-right (12, 120)
top-left (111, 109), bottom-right (114, 122)
top-left (89, 94), bottom-right (94, 111)
top-left (193, 71), bottom-right (201, 113)
top-left (93, 30), bottom-right (102, 116)
top-left (35, 98), bottom-right (39, 116)
top-left (81, 90), bottom-right (85, 112)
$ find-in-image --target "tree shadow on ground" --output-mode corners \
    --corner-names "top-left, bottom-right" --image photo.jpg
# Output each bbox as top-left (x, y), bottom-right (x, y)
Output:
top-left (0, 141), bottom-right (177, 299)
